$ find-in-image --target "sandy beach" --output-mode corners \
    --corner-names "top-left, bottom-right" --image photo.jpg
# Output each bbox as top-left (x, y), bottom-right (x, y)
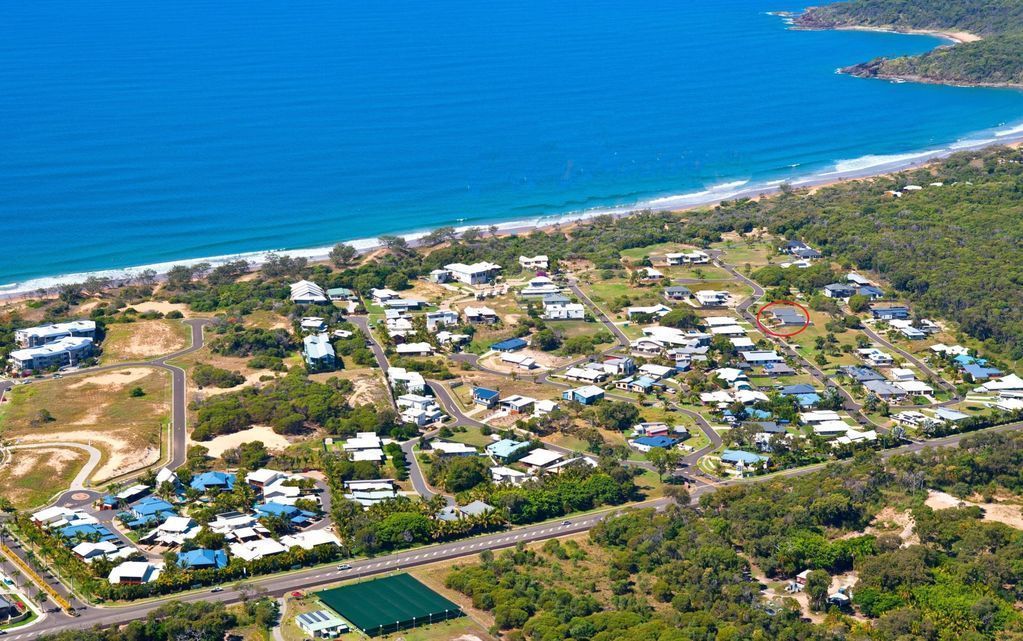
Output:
top-left (827, 25), bottom-right (982, 45)
top-left (4, 123), bottom-right (1023, 301)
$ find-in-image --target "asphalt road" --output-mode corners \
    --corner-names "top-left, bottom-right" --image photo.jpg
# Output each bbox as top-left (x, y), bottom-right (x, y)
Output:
top-left (0, 274), bottom-right (985, 637)
top-left (12, 417), bottom-right (1023, 640)
top-left (0, 319), bottom-right (209, 615)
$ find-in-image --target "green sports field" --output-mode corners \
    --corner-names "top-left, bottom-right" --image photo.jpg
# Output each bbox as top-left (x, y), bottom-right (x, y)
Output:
top-left (317, 573), bottom-right (463, 636)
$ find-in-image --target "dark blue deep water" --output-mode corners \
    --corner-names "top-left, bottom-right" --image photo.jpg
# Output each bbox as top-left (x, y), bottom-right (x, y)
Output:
top-left (4, 1), bottom-right (1023, 286)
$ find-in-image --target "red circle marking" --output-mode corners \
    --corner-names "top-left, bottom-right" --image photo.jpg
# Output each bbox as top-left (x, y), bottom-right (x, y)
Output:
top-left (755, 300), bottom-right (811, 338)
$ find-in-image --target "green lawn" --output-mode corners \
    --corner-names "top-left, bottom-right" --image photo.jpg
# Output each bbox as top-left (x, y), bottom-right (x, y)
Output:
top-left (444, 427), bottom-right (497, 449)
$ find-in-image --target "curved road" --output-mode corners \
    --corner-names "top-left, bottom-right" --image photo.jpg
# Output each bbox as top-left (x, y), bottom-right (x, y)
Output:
top-left (10, 417), bottom-right (1023, 640)
top-left (8, 443), bottom-right (101, 493)
top-left (0, 319), bottom-right (209, 615)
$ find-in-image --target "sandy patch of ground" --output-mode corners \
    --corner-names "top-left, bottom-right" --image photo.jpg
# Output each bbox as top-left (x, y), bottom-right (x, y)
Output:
top-left (2, 367), bottom-right (170, 484)
top-left (857, 506), bottom-right (919, 547)
top-left (76, 299), bottom-right (102, 313)
top-left (9, 447), bottom-right (78, 478)
top-left (0, 448), bottom-right (88, 507)
top-left (17, 429), bottom-right (160, 482)
top-left (350, 375), bottom-right (385, 406)
top-left (480, 349), bottom-right (568, 374)
top-left (926, 490), bottom-right (1023, 529)
top-left (197, 370), bottom-right (275, 397)
top-left (68, 368), bottom-right (152, 389)
top-left (128, 301), bottom-right (191, 318)
top-left (103, 319), bottom-right (189, 360)
top-left (190, 425), bottom-right (292, 458)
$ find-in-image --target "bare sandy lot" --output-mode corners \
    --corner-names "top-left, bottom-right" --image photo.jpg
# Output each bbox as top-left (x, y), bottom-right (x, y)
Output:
top-left (128, 301), bottom-right (192, 317)
top-left (926, 489), bottom-right (1023, 529)
top-left (102, 319), bottom-right (190, 361)
top-left (863, 506), bottom-right (919, 547)
top-left (68, 368), bottom-right (152, 389)
top-left (0, 447), bottom-right (88, 508)
top-left (18, 429), bottom-right (161, 482)
top-left (190, 425), bottom-right (292, 458)
top-left (1, 366), bottom-right (171, 484)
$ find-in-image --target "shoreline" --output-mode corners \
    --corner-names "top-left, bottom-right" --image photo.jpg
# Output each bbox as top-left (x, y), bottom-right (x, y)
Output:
top-left (6, 125), bottom-right (1023, 300)
top-left (822, 25), bottom-right (982, 45)
top-left (6, 120), bottom-right (1023, 299)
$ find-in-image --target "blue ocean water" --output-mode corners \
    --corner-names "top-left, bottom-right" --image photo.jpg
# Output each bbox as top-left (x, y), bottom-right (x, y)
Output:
top-left (3, 0), bottom-right (1023, 286)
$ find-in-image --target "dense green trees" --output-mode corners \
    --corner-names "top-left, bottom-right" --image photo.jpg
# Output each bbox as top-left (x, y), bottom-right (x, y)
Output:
top-left (191, 371), bottom-right (352, 440)
top-left (191, 363), bottom-right (245, 388)
top-left (692, 147), bottom-right (1023, 357)
top-left (797, 0), bottom-right (1023, 86)
top-left (444, 434), bottom-right (1023, 639)
top-left (41, 601), bottom-right (238, 641)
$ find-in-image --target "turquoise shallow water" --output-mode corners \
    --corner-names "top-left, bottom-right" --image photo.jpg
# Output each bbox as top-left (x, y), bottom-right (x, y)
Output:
top-left (3, 0), bottom-right (1023, 286)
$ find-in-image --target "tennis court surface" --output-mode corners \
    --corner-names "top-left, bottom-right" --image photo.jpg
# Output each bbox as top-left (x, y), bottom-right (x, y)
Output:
top-left (317, 573), bottom-right (463, 636)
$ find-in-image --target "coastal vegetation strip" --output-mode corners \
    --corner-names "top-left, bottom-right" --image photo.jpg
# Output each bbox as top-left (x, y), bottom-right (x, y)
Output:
top-left (796, 0), bottom-right (1023, 86)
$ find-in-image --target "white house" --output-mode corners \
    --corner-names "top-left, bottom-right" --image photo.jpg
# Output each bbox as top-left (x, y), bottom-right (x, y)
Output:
top-left (431, 441), bottom-right (478, 457)
top-left (445, 262), bottom-right (502, 285)
top-left (342, 432), bottom-right (385, 462)
top-left (491, 466), bottom-right (527, 485)
top-left (695, 290), bottom-right (730, 307)
top-left (665, 250), bottom-right (709, 265)
top-left (388, 367), bottom-right (426, 394)
top-left (858, 348), bottom-right (893, 367)
top-left (290, 280), bottom-right (327, 304)
top-left (109, 561), bottom-right (163, 585)
top-left (534, 399), bottom-right (559, 416)
top-left (501, 352), bottom-right (537, 369)
top-left (436, 330), bottom-right (470, 346)
top-left (300, 317), bottom-right (327, 332)
top-left (519, 255), bottom-right (549, 271)
top-left (10, 336), bottom-right (93, 371)
top-left (520, 276), bottom-right (561, 297)
top-left (518, 448), bottom-right (564, 471)
top-left (344, 479), bottom-right (399, 508)
top-left (626, 304), bottom-right (671, 319)
top-left (73, 541), bottom-right (132, 564)
top-left (464, 306), bottom-right (498, 323)
top-left (15, 320), bottom-right (96, 348)
top-left (426, 310), bottom-right (459, 332)
top-left (395, 342), bottom-right (434, 356)
top-left (564, 367), bottom-right (607, 383)
top-left (140, 516), bottom-right (201, 547)
top-left (640, 267), bottom-right (664, 280)
top-left (543, 302), bottom-right (585, 320)
top-left (230, 539), bottom-right (288, 562)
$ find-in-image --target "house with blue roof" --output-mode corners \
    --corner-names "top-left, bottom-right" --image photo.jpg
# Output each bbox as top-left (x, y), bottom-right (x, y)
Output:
top-left (779, 384), bottom-right (822, 407)
top-left (190, 471), bottom-right (236, 493)
top-left (792, 393), bottom-right (821, 408)
top-left (490, 337), bottom-right (527, 352)
top-left (254, 502), bottom-right (317, 527)
top-left (122, 496), bottom-right (176, 528)
top-left (472, 387), bottom-right (500, 408)
top-left (632, 436), bottom-right (678, 452)
top-left (178, 548), bottom-right (229, 570)
top-left (562, 385), bottom-right (604, 405)
top-left (935, 407), bottom-right (970, 423)
top-left (303, 333), bottom-right (337, 372)
top-left (870, 304), bottom-right (911, 320)
top-left (963, 362), bottom-right (1002, 381)
top-left (615, 375), bottom-right (657, 394)
top-left (721, 449), bottom-right (769, 468)
top-left (780, 384), bottom-right (815, 396)
top-left (485, 438), bottom-right (532, 462)
top-left (59, 523), bottom-right (118, 542)
top-left (841, 366), bottom-right (885, 383)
